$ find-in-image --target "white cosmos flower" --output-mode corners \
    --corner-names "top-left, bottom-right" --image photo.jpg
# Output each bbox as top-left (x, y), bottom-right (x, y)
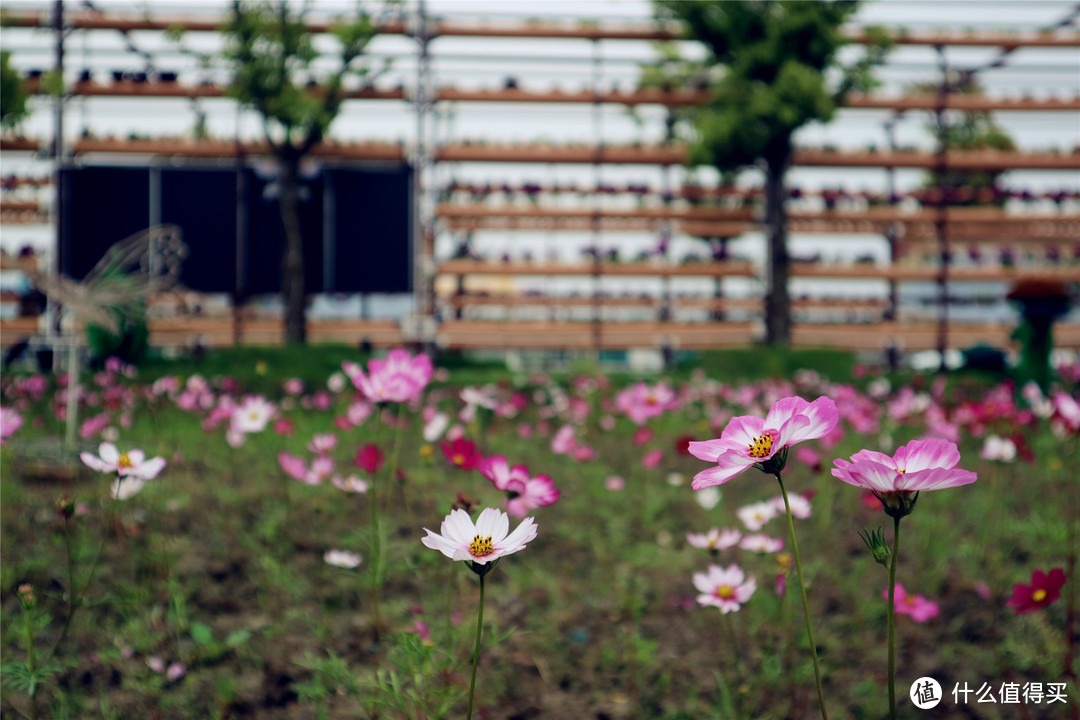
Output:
top-left (737, 500), bottom-right (777, 531)
top-left (230, 395), bottom-right (276, 434)
top-left (324, 550), bottom-right (363, 569)
top-left (80, 442), bottom-right (166, 479)
top-left (111, 475), bottom-right (148, 500)
top-left (331, 475), bottom-right (369, 493)
top-left (421, 508), bottom-right (537, 565)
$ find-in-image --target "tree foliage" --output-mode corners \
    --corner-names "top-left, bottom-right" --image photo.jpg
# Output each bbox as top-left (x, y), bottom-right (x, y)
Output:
top-left (649, 1), bottom-right (890, 167)
top-left (224, 1), bottom-right (388, 154)
top-left (1, 51), bottom-right (30, 130)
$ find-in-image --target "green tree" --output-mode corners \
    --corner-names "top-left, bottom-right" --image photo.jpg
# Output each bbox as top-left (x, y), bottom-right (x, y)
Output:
top-left (915, 76), bottom-right (1015, 204)
top-left (223, 1), bottom-right (389, 343)
top-left (649, 1), bottom-right (889, 345)
top-left (1, 51), bottom-right (30, 130)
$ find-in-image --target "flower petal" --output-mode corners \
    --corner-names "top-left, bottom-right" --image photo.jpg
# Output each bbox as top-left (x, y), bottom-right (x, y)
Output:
top-left (782, 397), bottom-right (838, 444)
top-left (691, 457), bottom-right (754, 490)
top-left (896, 438), bottom-right (961, 472)
top-left (764, 397), bottom-right (809, 431)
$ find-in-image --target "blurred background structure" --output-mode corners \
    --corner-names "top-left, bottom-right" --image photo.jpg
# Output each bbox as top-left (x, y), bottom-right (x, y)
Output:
top-left (1, 0), bottom-right (1078, 368)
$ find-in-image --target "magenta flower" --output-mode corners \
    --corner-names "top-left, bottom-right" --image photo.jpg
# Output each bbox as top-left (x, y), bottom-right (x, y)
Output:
top-left (693, 564), bottom-right (757, 613)
top-left (1006, 568), bottom-right (1066, 614)
top-left (477, 455), bottom-right (560, 518)
top-left (831, 438), bottom-right (977, 517)
top-left (882, 583), bottom-right (939, 622)
top-left (344, 348), bottom-right (432, 403)
top-left (688, 396), bottom-right (839, 489)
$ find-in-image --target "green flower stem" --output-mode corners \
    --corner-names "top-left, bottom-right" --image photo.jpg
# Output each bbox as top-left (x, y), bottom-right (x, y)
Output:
top-left (24, 602), bottom-right (38, 720)
top-left (46, 479), bottom-right (121, 662)
top-left (466, 573), bottom-right (486, 720)
top-left (775, 473), bottom-right (829, 720)
top-left (888, 514), bottom-right (901, 720)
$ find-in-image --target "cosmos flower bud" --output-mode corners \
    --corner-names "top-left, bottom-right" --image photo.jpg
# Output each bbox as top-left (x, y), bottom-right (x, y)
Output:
top-left (858, 528), bottom-right (892, 567)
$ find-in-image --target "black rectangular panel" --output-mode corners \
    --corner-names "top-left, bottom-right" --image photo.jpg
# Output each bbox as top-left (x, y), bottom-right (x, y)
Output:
top-left (331, 166), bottom-right (412, 293)
top-left (60, 166), bottom-right (149, 279)
top-left (160, 167), bottom-right (238, 293)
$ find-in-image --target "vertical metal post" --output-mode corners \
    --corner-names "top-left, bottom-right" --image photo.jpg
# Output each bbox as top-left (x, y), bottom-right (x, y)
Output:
top-left (49, 0), bottom-right (65, 370)
top-left (934, 46), bottom-right (950, 373)
top-left (234, 109), bottom-right (247, 346)
top-left (590, 38), bottom-right (603, 356)
top-left (883, 118), bottom-right (899, 322)
top-left (412, 0), bottom-right (435, 351)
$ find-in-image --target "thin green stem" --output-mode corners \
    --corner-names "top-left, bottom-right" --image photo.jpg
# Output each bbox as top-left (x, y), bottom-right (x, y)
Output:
top-left (775, 473), bottom-right (829, 720)
top-left (24, 603), bottom-right (38, 720)
top-left (466, 573), bottom-right (486, 720)
top-left (45, 478), bottom-right (121, 662)
top-left (887, 514), bottom-right (901, 720)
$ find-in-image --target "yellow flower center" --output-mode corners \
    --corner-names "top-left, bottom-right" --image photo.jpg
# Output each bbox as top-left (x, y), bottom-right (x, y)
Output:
top-left (469, 535), bottom-right (494, 557)
top-left (646, 393), bottom-right (657, 405)
top-left (714, 585), bottom-right (735, 600)
top-left (748, 433), bottom-right (774, 459)
top-left (1032, 589), bottom-right (1047, 602)
top-left (453, 453), bottom-right (465, 466)
top-left (117, 452), bottom-right (133, 468)
top-left (419, 445), bottom-right (433, 458)
top-left (904, 595), bottom-right (918, 606)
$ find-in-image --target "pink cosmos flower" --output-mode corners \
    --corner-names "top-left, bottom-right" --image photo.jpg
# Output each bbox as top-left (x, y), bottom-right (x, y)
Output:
top-left (79, 413), bottom-right (111, 439)
top-left (831, 438), bottom-right (977, 517)
top-left (642, 449), bottom-right (663, 469)
top-left (477, 456), bottom-right (560, 518)
top-left (688, 396), bottom-right (839, 489)
top-left (551, 424), bottom-right (576, 455)
top-left (686, 528), bottom-right (741, 551)
top-left (693, 564), bottom-right (757, 613)
top-left (166, 662), bottom-right (186, 682)
top-left (344, 348), bottom-right (433, 403)
top-left (739, 534), bottom-right (784, 553)
top-left (616, 381), bottom-right (678, 425)
top-left (737, 501), bottom-right (778, 531)
top-left (421, 507), bottom-right (537, 565)
top-left (633, 427), bottom-right (654, 447)
top-left (1006, 568), bottom-right (1066, 614)
top-left (278, 452), bottom-right (334, 486)
top-left (274, 418), bottom-right (295, 436)
top-left (883, 583), bottom-right (940, 622)
top-left (307, 433), bottom-right (338, 455)
top-left (284, 378), bottom-right (304, 395)
top-left (80, 442), bottom-right (166, 480)
top-left (1, 406), bottom-right (24, 444)
top-left (605, 475), bottom-right (625, 491)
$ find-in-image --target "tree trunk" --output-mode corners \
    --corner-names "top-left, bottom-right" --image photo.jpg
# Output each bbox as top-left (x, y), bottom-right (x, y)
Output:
top-left (764, 141), bottom-right (792, 346)
top-left (278, 150), bottom-right (307, 344)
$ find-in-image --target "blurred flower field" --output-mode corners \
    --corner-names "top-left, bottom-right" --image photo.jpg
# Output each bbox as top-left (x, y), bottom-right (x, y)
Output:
top-left (1, 349), bottom-right (1076, 719)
